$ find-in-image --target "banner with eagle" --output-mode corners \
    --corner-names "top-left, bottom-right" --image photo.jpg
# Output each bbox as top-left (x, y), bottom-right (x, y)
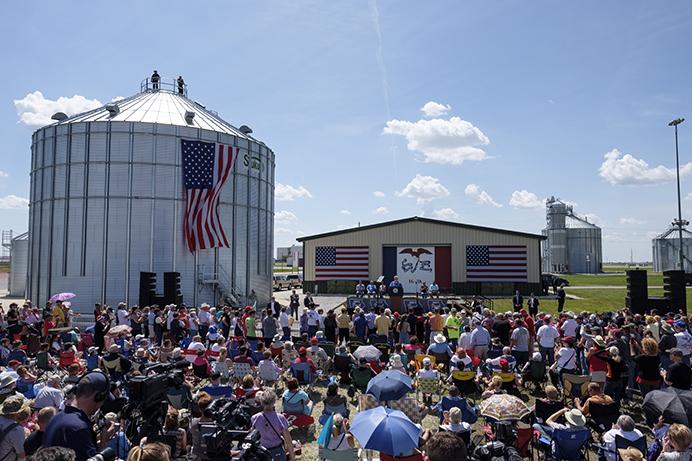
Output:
top-left (383, 246), bottom-right (452, 293)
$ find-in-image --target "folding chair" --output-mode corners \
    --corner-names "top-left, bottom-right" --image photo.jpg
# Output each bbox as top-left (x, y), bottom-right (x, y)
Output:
top-left (202, 385), bottom-right (234, 398)
top-left (515, 425), bottom-right (534, 458)
top-left (562, 374), bottom-right (591, 403)
top-left (414, 354), bottom-right (436, 371)
top-left (319, 402), bottom-right (349, 425)
top-left (357, 393), bottom-right (381, 412)
top-left (588, 401), bottom-right (620, 435)
top-left (351, 367), bottom-right (374, 393)
top-left (524, 360), bottom-right (547, 392)
top-left (389, 396), bottom-right (425, 424)
top-left (375, 343), bottom-right (391, 363)
top-left (289, 362), bottom-right (316, 390)
top-left (416, 377), bottom-right (442, 403)
top-left (536, 428), bottom-right (591, 460)
top-left (451, 370), bottom-right (479, 399)
top-left (320, 342), bottom-right (336, 359)
top-left (333, 355), bottom-right (353, 383)
top-left (231, 362), bottom-right (253, 383)
top-left (436, 396), bottom-right (477, 424)
top-left (318, 447), bottom-right (360, 461)
top-left (614, 435), bottom-right (646, 461)
top-left (431, 351), bottom-right (451, 371)
top-left (534, 399), bottom-right (565, 425)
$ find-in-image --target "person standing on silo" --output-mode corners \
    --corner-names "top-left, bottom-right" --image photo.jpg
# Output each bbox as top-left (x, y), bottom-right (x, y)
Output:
top-left (177, 76), bottom-right (185, 94)
top-left (151, 70), bottom-right (160, 90)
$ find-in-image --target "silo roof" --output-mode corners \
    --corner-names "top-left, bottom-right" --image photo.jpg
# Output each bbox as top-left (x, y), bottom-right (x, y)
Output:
top-left (565, 214), bottom-right (599, 229)
top-left (655, 226), bottom-right (692, 239)
top-left (49, 88), bottom-right (252, 139)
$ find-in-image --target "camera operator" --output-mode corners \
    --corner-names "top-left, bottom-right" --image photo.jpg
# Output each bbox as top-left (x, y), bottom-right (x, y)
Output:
top-left (42, 372), bottom-right (116, 461)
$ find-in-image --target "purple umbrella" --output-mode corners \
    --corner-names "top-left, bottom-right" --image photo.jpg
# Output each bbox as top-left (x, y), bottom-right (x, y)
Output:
top-left (49, 292), bottom-right (76, 303)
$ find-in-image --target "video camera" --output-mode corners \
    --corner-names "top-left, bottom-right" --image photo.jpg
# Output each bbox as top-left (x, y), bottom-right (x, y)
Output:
top-left (203, 397), bottom-right (270, 461)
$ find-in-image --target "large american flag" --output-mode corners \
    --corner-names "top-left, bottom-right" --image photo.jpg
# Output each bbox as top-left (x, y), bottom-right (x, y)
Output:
top-left (466, 245), bottom-right (528, 282)
top-left (315, 246), bottom-right (369, 280)
top-left (182, 140), bottom-right (236, 252)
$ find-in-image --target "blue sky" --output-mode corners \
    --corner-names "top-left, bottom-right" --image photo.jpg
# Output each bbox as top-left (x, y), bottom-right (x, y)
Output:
top-left (2, 1), bottom-right (692, 262)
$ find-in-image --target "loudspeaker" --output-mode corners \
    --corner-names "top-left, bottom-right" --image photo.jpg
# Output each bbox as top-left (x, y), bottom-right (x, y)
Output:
top-left (663, 270), bottom-right (687, 314)
top-left (139, 272), bottom-right (157, 307)
top-left (626, 269), bottom-right (648, 314)
top-left (163, 272), bottom-right (182, 306)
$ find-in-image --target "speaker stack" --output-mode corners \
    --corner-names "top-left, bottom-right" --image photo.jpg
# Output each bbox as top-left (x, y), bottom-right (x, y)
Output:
top-left (663, 270), bottom-right (687, 314)
top-left (164, 271), bottom-right (183, 306)
top-left (626, 269), bottom-right (648, 314)
top-left (138, 272), bottom-right (157, 307)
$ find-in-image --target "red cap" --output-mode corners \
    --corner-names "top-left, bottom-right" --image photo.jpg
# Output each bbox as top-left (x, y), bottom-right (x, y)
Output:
top-left (299, 347), bottom-right (307, 355)
top-left (499, 358), bottom-right (509, 368)
top-left (310, 337), bottom-right (318, 344)
top-left (7, 360), bottom-right (20, 367)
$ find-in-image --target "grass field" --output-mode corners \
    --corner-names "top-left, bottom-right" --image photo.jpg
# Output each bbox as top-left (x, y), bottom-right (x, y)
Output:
top-left (561, 264), bottom-right (662, 287)
top-left (273, 263), bottom-right (302, 273)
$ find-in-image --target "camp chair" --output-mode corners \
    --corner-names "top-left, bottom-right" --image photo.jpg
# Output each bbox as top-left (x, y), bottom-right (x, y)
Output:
top-left (166, 387), bottom-right (191, 410)
top-left (318, 447), bottom-right (360, 461)
top-left (534, 399), bottom-right (565, 424)
top-left (320, 341), bottom-right (336, 359)
top-left (368, 334), bottom-right (387, 345)
top-left (374, 343), bottom-right (390, 363)
top-left (289, 362), bottom-right (316, 390)
top-left (416, 377), bottom-right (442, 403)
top-left (380, 452), bottom-right (425, 461)
top-left (493, 371), bottom-right (518, 393)
top-left (535, 427), bottom-right (591, 461)
top-left (231, 362), bottom-right (253, 383)
top-left (389, 396), bottom-right (425, 424)
top-left (350, 367), bottom-right (374, 393)
top-left (202, 385), bottom-right (234, 398)
top-left (524, 360), bottom-right (547, 391)
top-left (319, 401), bottom-right (350, 425)
top-left (562, 374), bottom-right (591, 402)
top-left (270, 346), bottom-right (283, 358)
top-left (590, 371), bottom-right (607, 385)
top-left (414, 354), bottom-right (436, 371)
top-left (258, 363), bottom-right (281, 386)
top-left (357, 393), bottom-right (381, 412)
top-left (437, 396), bottom-right (478, 424)
top-left (431, 351), bottom-right (451, 371)
top-left (588, 401), bottom-right (620, 435)
top-left (334, 355), bottom-right (353, 383)
top-left (347, 341), bottom-right (363, 352)
top-left (614, 435), bottom-right (646, 461)
top-left (451, 370), bottom-right (479, 399)
top-left (515, 425), bottom-right (534, 458)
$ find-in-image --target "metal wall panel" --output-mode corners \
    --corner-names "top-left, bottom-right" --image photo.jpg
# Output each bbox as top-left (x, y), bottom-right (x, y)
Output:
top-left (106, 199), bottom-right (128, 301)
top-left (66, 198), bottom-right (84, 276)
top-left (234, 209), bottom-right (247, 296)
top-left (71, 134), bottom-right (87, 163)
top-left (55, 135), bottom-right (68, 165)
top-left (89, 132), bottom-right (108, 162)
top-left (88, 164), bottom-right (106, 196)
top-left (152, 201), bottom-right (175, 273)
top-left (51, 200), bottom-right (65, 277)
top-left (133, 134), bottom-right (154, 163)
top-left (156, 135), bottom-right (177, 165)
top-left (110, 132), bottom-right (130, 162)
top-left (108, 164), bottom-right (129, 196)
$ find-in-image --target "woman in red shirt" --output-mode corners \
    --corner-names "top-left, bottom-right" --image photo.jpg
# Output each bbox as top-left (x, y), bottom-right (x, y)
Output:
top-left (585, 335), bottom-right (609, 373)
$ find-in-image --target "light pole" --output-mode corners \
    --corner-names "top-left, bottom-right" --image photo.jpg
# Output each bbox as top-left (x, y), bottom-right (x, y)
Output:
top-left (669, 117), bottom-right (686, 271)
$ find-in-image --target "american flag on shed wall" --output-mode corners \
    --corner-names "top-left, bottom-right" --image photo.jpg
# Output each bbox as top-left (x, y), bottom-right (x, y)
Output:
top-left (466, 245), bottom-right (528, 282)
top-left (182, 139), bottom-right (237, 252)
top-left (315, 246), bottom-right (369, 280)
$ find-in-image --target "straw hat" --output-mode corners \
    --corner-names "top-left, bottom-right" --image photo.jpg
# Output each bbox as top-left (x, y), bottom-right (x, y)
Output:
top-left (660, 322), bottom-right (674, 333)
top-left (564, 409), bottom-right (586, 427)
top-left (617, 447), bottom-right (644, 461)
top-left (593, 335), bottom-right (607, 347)
top-left (389, 355), bottom-right (404, 368)
top-left (108, 344), bottom-right (120, 353)
top-left (433, 333), bottom-right (447, 344)
top-left (0, 395), bottom-right (30, 417)
top-left (0, 372), bottom-right (17, 391)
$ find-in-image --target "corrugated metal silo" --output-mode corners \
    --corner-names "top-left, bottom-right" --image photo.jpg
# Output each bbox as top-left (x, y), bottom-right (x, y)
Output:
top-left (27, 77), bottom-right (275, 311)
top-left (8, 233), bottom-right (28, 297)
top-left (652, 226), bottom-right (692, 272)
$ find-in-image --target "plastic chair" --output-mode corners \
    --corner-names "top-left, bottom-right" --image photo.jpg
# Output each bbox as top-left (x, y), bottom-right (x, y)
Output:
top-left (562, 374), bottom-right (591, 402)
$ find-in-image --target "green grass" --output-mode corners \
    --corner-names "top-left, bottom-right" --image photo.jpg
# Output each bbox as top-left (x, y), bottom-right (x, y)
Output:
top-left (273, 263), bottom-right (302, 273)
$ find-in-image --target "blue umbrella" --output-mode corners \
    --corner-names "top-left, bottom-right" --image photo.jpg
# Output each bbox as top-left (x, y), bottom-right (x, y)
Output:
top-left (366, 370), bottom-right (413, 402)
top-left (317, 413), bottom-right (334, 448)
top-left (350, 406), bottom-right (421, 456)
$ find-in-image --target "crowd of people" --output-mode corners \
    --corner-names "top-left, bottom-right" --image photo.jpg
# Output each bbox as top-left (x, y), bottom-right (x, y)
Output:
top-left (0, 287), bottom-right (689, 461)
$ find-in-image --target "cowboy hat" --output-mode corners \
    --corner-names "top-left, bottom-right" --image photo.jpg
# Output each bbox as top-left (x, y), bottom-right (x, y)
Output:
top-left (273, 334), bottom-right (283, 342)
top-left (0, 372), bottom-right (17, 390)
top-left (433, 333), bottom-right (447, 344)
top-left (564, 409), bottom-right (586, 427)
top-left (593, 335), bottom-right (607, 347)
top-left (108, 344), bottom-right (120, 353)
top-left (660, 322), bottom-right (674, 333)
top-left (617, 447), bottom-right (644, 461)
top-left (0, 395), bottom-right (30, 417)
top-left (389, 355), bottom-right (404, 368)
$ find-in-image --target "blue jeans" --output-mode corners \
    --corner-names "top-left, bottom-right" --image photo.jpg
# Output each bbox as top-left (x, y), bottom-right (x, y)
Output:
top-left (266, 445), bottom-right (286, 461)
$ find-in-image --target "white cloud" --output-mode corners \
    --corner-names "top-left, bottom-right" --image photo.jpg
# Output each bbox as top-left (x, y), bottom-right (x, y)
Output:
top-left (396, 174), bottom-right (450, 204)
top-left (373, 206), bottom-right (389, 215)
top-left (275, 183), bottom-right (313, 201)
top-left (686, 193), bottom-right (692, 201)
top-left (619, 217), bottom-right (646, 225)
top-left (431, 208), bottom-right (461, 221)
top-left (274, 227), bottom-right (303, 235)
top-left (373, 191), bottom-right (385, 198)
top-left (603, 232), bottom-right (624, 242)
top-left (383, 114), bottom-right (490, 165)
top-left (598, 148), bottom-right (692, 185)
top-left (111, 96), bottom-right (125, 102)
top-left (464, 184), bottom-right (502, 208)
top-left (0, 195), bottom-right (29, 209)
top-left (0, 171), bottom-right (8, 178)
top-left (509, 190), bottom-right (544, 209)
top-left (340, 209), bottom-right (351, 215)
top-left (14, 91), bottom-right (102, 127)
top-left (421, 101), bottom-right (451, 118)
top-left (275, 210), bottom-right (297, 224)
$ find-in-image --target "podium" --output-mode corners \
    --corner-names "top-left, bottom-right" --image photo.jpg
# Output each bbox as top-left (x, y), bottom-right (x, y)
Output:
top-left (388, 285), bottom-right (403, 313)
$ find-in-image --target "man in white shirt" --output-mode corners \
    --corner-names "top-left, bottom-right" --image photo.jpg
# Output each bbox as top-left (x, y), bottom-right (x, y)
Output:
top-left (116, 303), bottom-right (129, 326)
top-left (34, 375), bottom-right (64, 409)
top-left (537, 316), bottom-right (560, 365)
top-left (197, 304), bottom-right (212, 340)
top-left (279, 307), bottom-right (291, 340)
top-left (602, 415), bottom-right (643, 461)
top-left (306, 306), bottom-right (321, 338)
top-left (560, 312), bottom-right (578, 338)
top-left (673, 321), bottom-right (692, 365)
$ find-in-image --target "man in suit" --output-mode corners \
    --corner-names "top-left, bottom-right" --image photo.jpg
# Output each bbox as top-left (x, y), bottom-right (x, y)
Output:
top-left (267, 297), bottom-right (281, 318)
top-left (512, 290), bottom-right (524, 313)
top-left (527, 293), bottom-right (540, 318)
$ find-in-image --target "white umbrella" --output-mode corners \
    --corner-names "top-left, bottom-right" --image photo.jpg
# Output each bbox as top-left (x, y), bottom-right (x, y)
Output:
top-left (353, 345), bottom-right (382, 361)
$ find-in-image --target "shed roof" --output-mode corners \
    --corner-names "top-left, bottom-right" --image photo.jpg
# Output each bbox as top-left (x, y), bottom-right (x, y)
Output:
top-left (297, 216), bottom-right (546, 242)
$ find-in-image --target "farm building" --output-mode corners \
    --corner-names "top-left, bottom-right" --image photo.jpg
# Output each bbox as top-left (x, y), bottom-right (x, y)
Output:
top-left (297, 216), bottom-right (544, 296)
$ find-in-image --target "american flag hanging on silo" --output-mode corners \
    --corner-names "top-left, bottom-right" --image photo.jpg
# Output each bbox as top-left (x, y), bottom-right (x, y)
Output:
top-left (181, 139), bottom-right (236, 252)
